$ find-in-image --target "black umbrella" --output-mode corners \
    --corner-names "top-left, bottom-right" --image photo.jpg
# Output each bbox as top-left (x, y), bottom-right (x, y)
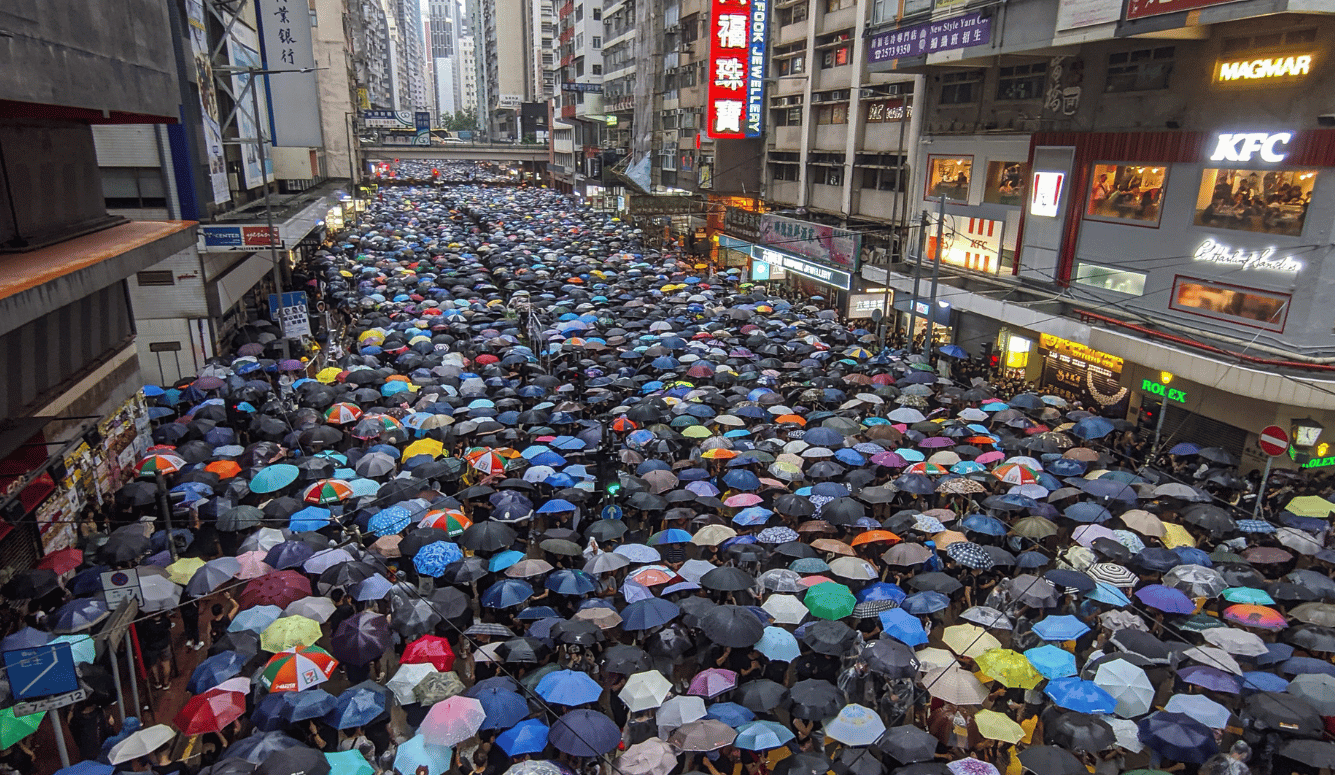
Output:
top-left (100, 528), bottom-right (150, 564)
top-left (700, 566), bottom-right (754, 592)
top-left (862, 639), bottom-right (919, 679)
top-left (253, 744), bottom-right (331, 775)
top-left (774, 754), bottom-right (833, 775)
top-left (878, 725), bottom-right (939, 763)
top-left (1109, 629), bottom-right (1174, 664)
top-left (700, 605), bottom-right (764, 647)
top-left (1278, 739), bottom-right (1335, 769)
top-left (603, 644), bottom-right (652, 674)
top-left (2, 568), bottom-right (58, 600)
top-left (800, 620), bottom-right (855, 656)
top-left (1046, 711), bottom-right (1115, 753)
top-left (645, 624), bottom-right (693, 657)
top-left (908, 572), bottom-right (963, 595)
top-left (439, 557), bottom-right (489, 583)
top-left (1243, 692), bottom-right (1323, 737)
top-left (1018, 746), bottom-right (1086, 775)
top-left (789, 678), bottom-right (844, 720)
top-left (736, 678), bottom-right (788, 712)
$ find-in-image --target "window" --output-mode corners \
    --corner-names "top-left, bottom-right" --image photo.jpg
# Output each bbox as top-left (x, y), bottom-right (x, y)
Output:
top-left (939, 70), bottom-right (983, 104)
top-left (996, 62), bottom-right (1047, 100)
top-left (776, 54), bottom-right (805, 75)
top-left (1086, 163), bottom-right (1167, 226)
top-left (136, 270), bottom-right (176, 286)
top-left (812, 166), bottom-right (843, 186)
top-left (592, 7), bottom-right (600, 19)
top-left (826, 0), bottom-right (854, 11)
top-left (769, 152), bottom-right (801, 182)
top-left (772, 104), bottom-right (804, 126)
top-left (1105, 46), bottom-right (1175, 92)
top-left (925, 155), bottom-right (972, 202)
top-left (1221, 27), bottom-right (1316, 55)
top-left (1073, 263), bottom-right (1147, 296)
top-left (815, 102), bottom-right (848, 124)
top-left (592, 36), bottom-right (601, 48)
top-left (820, 45), bottom-right (850, 68)
top-left (575, 5), bottom-right (583, 20)
top-left (1194, 168), bottom-right (1315, 236)
top-left (1171, 276), bottom-right (1290, 331)
top-left (102, 167), bottom-right (167, 209)
top-left (777, 2), bottom-right (808, 26)
top-left (592, 64), bottom-right (602, 75)
top-left (865, 98), bottom-right (910, 122)
top-left (983, 161), bottom-right (1029, 205)
top-left (856, 155), bottom-right (908, 191)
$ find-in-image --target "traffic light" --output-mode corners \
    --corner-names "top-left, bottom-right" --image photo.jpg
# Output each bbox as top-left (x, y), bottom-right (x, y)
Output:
top-left (988, 352), bottom-right (1000, 370)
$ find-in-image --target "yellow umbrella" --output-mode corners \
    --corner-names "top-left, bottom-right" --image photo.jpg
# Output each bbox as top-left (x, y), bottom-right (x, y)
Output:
top-left (943, 624), bottom-right (1002, 659)
top-left (402, 438), bottom-right (444, 462)
top-left (974, 648), bottom-right (1044, 690)
top-left (166, 557), bottom-right (205, 586)
top-left (358, 329), bottom-right (385, 343)
top-left (260, 615), bottom-right (323, 652)
top-left (1286, 495), bottom-right (1335, 518)
top-left (316, 367), bottom-right (343, 384)
top-left (1160, 522), bottom-right (1196, 549)
top-left (974, 709), bottom-right (1026, 743)
top-left (681, 426), bottom-right (713, 439)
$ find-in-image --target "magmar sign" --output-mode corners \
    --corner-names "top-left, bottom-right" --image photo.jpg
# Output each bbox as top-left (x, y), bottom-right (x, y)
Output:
top-left (706, 0), bottom-right (768, 139)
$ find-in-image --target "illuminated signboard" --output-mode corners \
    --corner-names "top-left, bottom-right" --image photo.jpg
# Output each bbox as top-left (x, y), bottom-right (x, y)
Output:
top-left (1217, 55), bottom-right (1312, 82)
top-left (1209, 131), bottom-right (1292, 163)
top-left (1193, 238), bottom-right (1304, 274)
top-left (756, 247), bottom-right (850, 289)
top-left (707, 0), bottom-right (768, 139)
top-left (1029, 171), bottom-right (1065, 217)
top-left (1140, 378), bottom-right (1186, 403)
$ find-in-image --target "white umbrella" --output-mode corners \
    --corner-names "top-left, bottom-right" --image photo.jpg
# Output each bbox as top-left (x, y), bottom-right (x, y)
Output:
top-left (761, 594), bottom-right (808, 625)
top-left (238, 527), bottom-right (287, 553)
top-left (284, 595), bottom-right (336, 622)
top-left (655, 694), bottom-right (706, 737)
top-left (1202, 627), bottom-right (1268, 657)
top-left (960, 606), bottom-right (1013, 630)
top-left (829, 557), bottom-right (878, 581)
top-left (677, 559), bottom-right (717, 583)
top-left (619, 670), bottom-right (673, 712)
top-left (887, 407), bottom-right (925, 423)
top-left (1183, 646), bottom-right (1242, 675)
top-left (1093, 658), bottom-right (1154, 718)
top-left (421, 695), bottom-right (486, 746)
top-left (109, 724), bottom-right (176, 764)
top-left (1106, 718), bottom-right (1144, 753)
top-left (387, 662), bottom-right (438, 704)
top-left (825, 704), bottom-right (887, 746)
top-left (138, 574), bottom-right (181, 613)
top-left (1277, 527), bottom-right (1323, 555)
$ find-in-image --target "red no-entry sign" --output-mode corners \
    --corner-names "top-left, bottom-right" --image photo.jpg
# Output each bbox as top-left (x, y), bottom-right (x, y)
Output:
top-left (1259, 425), bottom-right (1290, 457)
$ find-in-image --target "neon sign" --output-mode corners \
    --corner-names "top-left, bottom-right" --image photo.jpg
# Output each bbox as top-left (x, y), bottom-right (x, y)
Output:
top-left (1140, 379), bottom-right (1186, 403)
top-left (1218, 55), bottom-right (1311, 81)
top-left (1192, 238), bottom-right (1304, 274)
top-left (1209, 132), bottom-right (1292, 163)
top-left (707, 0), bottom-right (768, 139)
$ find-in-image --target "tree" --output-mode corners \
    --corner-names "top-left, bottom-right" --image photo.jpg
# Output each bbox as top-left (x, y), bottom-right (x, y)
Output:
top-left (444, 109), bottom-right (479, 132)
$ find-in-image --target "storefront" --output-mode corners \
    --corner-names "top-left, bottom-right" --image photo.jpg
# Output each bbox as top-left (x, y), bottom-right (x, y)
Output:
top-left (846, 289), bottom-right (895, 320)
top-left (892, 296), bottom-right (953, 346)
top-left (718, 236), bottom-right (755, 275)
top-left (1035, 333), bottom-right (1129, 415)
top-left (753, 245), bottom-right (853, 303)
top-left (755, 214), bottom-right (861, 306)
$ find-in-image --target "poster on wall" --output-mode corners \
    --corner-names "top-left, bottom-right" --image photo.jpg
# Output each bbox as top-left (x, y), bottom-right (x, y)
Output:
top-left (983, 161), bottom-right (1029, 205)
top-left (924, 213), bottom-right (1007, 274)
top-left (1039, 334), bottom-right (1129, 414)
top-left (229, 28), bottom-right (275, 190)
top-left (1056, 0), bottom-right (1121, 29)
top-left (758, 214), bottom-right (862, 270)
top-left (186, 0), bottom-right (231, 205)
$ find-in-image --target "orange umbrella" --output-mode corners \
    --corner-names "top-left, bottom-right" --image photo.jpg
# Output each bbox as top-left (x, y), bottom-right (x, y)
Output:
top-left (774, 414), bottom-right (806, 426)
top-left (205, 460), bottom-right (242, 479)
top-left (700, 448), bottom-right (737, 460)
top-left (851, 530), bottom-right (901, 547)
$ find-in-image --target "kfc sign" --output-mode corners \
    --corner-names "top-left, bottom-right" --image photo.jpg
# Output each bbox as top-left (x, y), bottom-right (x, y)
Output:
top-left (1209, 132), bottom-right (1292, 164)
top-left (707, 0), bottom-right (768, 139)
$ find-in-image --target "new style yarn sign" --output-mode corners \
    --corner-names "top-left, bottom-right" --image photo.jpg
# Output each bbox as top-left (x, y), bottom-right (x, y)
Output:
top-left (867, 11), bottom-right (992, 64)
top-left (706, 0), bottom-right (768, 139)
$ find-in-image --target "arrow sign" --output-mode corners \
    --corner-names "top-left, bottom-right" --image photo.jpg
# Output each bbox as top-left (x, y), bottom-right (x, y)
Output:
top-left (1259, 425), bottom-right (1290, 457)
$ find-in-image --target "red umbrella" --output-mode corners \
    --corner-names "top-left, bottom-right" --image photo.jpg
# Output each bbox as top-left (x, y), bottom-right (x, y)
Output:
top-left (36, 547), bottom-right (82, 575)
top-left (173, 688), bottom-right (246, 735)
top-left (401, 634), bottom-right (456, 671)
top-left (240, 570), bottom-right (312, 610)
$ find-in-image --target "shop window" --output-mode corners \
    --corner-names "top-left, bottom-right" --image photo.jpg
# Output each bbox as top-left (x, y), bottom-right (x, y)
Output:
top-left (1194, 168), bottom-right (1315, 237)
top-left (925, 155), bottom-right (972, 202)
top-left (996, 62), bottom-right (1047, 101)
top-left (1073, 263), bottom-right (1147, 296)
top-left (815, 103), bottom-right (848, 124)
top-left (1105, 46), bottom-right (1175, 92)
top-left (1171, 276), bottom-right (1290, 331)
top-left (939, 70), bottom-right (983, 104)
top-left (1086, 163), bottom-right (1167, 227)
top-left (983, 161), bottom-right (1029, 206)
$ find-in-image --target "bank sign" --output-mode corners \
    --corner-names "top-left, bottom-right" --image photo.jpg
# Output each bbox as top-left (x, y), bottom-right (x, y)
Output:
top-left (706, 0), bottom-right (768, 139)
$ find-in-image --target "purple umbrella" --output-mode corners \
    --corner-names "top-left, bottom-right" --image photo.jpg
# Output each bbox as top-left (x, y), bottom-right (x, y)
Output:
top-left (328, 611), bottom-right (392, 666)
top-left (1177, 665), bottom-right (1241, 694)
top-left (1133, 584), bottom-right (1197, 614)
top-left (919, 437), bottom-right (955, 448)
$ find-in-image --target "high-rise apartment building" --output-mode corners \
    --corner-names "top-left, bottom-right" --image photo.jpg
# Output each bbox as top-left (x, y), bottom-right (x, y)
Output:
top-left (429, 0), bottom-right (460, 116)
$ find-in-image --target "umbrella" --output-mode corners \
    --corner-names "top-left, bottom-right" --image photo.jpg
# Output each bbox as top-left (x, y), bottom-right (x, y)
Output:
top-left (0, 707), bottom-right (43, 750)
top-left (174, 689), bottom-right (247, 735)
top-left (825, 704), bottom-right (887, 746)
top-left (669, 719), bottom-right (738, 751)
top-left (1137, 712), bottom-right (1218, 764)
top-left (620, 670), bottom-right (674, 711)
top-left (549, 709), bottom-right (622, 756)
top-left (421, 695), bottom-right (487, 746)
top-left (496, 718), bottom-right (550, 756)
top-left (109, 724), bottom-right (177, 764)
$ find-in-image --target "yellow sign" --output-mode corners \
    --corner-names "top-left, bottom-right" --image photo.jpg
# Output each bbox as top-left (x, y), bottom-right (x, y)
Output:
top-left (1039, 334), bottom-right (1123, 372)
top-left (1218, 55), bottom-right (1312, 81)
top-left (358, 88), bottom-right (370, 109)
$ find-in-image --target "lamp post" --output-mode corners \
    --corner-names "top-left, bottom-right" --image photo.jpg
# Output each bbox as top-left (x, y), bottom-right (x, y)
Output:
top-left (1151, 370), bottom-right (1173, 457)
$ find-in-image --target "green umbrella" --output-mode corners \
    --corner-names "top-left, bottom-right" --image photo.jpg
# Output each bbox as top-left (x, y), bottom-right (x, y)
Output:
top-left (1222, 586), bottom-right (1275, 605)
top-left (804, 583), bottom-right (857, 620)
top-left (0, 707), bottom-right (44, 749)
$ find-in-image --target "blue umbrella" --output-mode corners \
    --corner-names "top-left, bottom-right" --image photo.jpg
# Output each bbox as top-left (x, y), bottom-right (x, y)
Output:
top-left (549, 709), bottom-right (621, 756)
top-left (1071, 417), bottom-right (1115, 440)
top-left (706, 701), bottom-right (756, 727)
top-left (266, 540), bottom-right (316, 569)
top-left (857, 582), bottom-right (906, 606)
top-left (55, 763), bottom-right (115, 775)
top-left (477, 689), bottom-right (529, 730)
top-left (755, 626), bottom-right (801, 661)
top-left (495, 718), bottom-right (549, 756)
top-left (647, 529), bottom-right (692, 545)
top-left (1137, 711), bottom-right (1218, 764)
top-left (1085, 582), bottom-right (1131, 607)
top-left (1032, 615), bottom-right (1091, 641)
top-left (394, 735), bottom-right (453, 775)
top-left (901, 591), bottom-right (950, 615)
top-left (961, 515), bottom-right (1007, 536)
top-left (735, 720), bottom-right (795, 751)
top-left (546, 569), bottom-right (598, 595)
top-left (489, 550), bottom-right (525, 572)
top-left (1025, 645), bottom-right (1077, 679)
top-left (251, 464), bottom-right (300, 494)
top-left (369, 505), bottom-right (413, 536)
top-left (188, 650), bottom-right (249, 693)
top-left (230, 604), bottom-right (282, 633)
top-left (1045, 677), bottom-right (1118, 714)
top-left (288, 507), bottom-right (332, 533)
top-left (414, 541), bottom-right (463, 577)
top-left (880, 608), bottom-right (928, 646)
top-left (253, 689), bottom-right (337, 732)
top-left (536, 669), bottom-right (604, 706)
top-left (621, 598), bottom-right (680, 630)
top-left (481, 579), bottom-right (535, 608)
top-left (723, 470), bottom-right (761, 491)
top-left (1064, 502), bottom-right (1113, 523)
top-left (325, 682), bottom-right (389, 729)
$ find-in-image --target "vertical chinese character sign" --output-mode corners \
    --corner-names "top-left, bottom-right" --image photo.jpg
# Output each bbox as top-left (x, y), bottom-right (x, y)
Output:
top-left (708, 0), bottom-right (768, 139)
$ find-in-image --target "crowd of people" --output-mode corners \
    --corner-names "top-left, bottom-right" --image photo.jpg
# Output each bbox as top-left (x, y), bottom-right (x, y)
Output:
top-left (6, 177), bottom-right (1335, 775)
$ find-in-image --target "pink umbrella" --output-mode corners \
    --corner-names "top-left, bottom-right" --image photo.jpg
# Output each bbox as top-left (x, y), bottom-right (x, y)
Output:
top-left (686, 481), bottom-right (720, 497)
top-left (235, 551), bottom-right (273, 580)
top-left (421, 695), bottom-right (486, 746)
top-left (687, 668), bottom-right (738, 698)
top-left (1072, 525), bottom-right (1118, 548)
top-left (798, 575), bottom-right (837, 588)
top-left (975, 451), bottom-right (1006, 465)
top-left (871, 451), bottom-right (907, 468)
top-left (724, 493), bottom-right (763, 507)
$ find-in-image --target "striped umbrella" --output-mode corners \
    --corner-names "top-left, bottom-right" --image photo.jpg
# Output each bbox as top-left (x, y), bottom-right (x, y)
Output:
top-left (303, 479), bottom-right (354, 504)
top-left (420, 509), bottom-right (472, 536)
top-left (992, 463), bottom-right (1040, 485)
top-left (260, 645), bottom-right (338, 692)
top-left (324, 402), bottom-right (363, 425)
top-left (469, 450), bottom-right (508, 476)
top-left (137, 453), bottom-right (187, 476)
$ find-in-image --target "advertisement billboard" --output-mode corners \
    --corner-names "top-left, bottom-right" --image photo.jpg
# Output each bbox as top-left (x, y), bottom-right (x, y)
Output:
top-left (867, 11), bottom-right (991, 64)
top-left (706, 0), bottom-right (768, 139)
top-left (759, 214), bottom-right (862, 270)
top-left (228, 27), bottom-right (275, 190)
top-left (186, 0), bottom-right (231, 204)
top-left (1126, 0), bottom-right (1238, 19)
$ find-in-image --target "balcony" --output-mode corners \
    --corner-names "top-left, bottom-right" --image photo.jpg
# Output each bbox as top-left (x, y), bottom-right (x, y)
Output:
top-left (768, 180), bottom-right (800, 206)
top-left (818, 7), bottom-right (855, 34)
top-left (861, 121), bottom-right (910, 153)
top-left (813, 122), bottom-right (847, 150)
top-left (810, 182), bottom-right (844, 213)
top-left (771, 125), bottom-right (803, 151)
top-left (775, 76), bottom-right (807, 97)
top-left (778, 21), bottom-right (807, 45)
top-left (854, 187), bottom-right (904, 222)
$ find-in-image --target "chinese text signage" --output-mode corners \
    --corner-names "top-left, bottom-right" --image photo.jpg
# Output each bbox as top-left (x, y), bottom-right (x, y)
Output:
top-left (256, 0), bottom-right (322, 147)
top-left (707, 0), bottom-right (768, 139)
top-left (724, 207), bottom-right (762, 241)
top-left (756, 247), bottom-right (851, 290)
top-left (868, 11), bottom-right (991, 64)
top-left (759, 214), bottom-right (861, 270)
top-left (1126, 0), bottom-right (1237, 19)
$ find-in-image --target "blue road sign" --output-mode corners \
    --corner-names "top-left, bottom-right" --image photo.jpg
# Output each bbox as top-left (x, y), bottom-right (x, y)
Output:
top-left (4, 643), bottom-right (79, 700)
top-left (602, 504), bottom-right (623, 520)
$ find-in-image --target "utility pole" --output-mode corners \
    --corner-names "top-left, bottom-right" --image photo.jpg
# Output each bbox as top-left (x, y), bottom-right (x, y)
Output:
top-left (922, 193), bottom-right (946, 356)
top-left (905, 211), bottom-right (927, 352)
